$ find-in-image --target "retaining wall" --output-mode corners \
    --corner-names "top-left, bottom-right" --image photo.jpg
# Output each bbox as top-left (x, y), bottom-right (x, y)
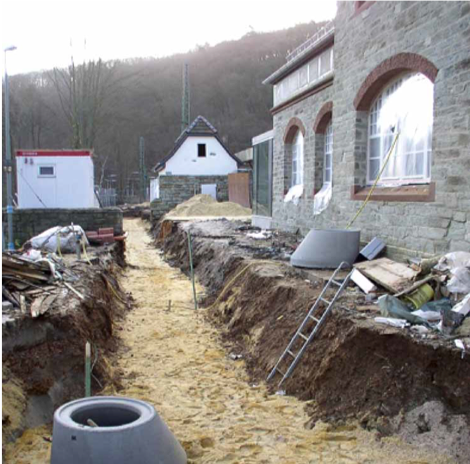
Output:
top-left (3, 207), bottom-right (123, 246)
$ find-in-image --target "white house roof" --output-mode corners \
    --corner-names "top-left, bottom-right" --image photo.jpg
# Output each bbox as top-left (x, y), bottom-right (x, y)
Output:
top-left (153, 116), bottom-right (242, 172)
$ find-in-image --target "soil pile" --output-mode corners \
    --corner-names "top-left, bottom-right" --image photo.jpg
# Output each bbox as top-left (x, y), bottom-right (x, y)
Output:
top-left (160, 219), bottom-right (470, 463)
top-left (165, 194), bottom-right (251, 218)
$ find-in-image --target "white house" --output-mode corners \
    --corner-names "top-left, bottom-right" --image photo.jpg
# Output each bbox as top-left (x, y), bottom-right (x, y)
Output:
top-left (16, 149), bottom-right (99, 209)
top-left (150, 116), bottom-right (241, 200)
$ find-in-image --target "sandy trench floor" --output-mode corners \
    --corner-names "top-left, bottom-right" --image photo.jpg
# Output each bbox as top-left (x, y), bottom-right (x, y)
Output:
top-left (3, 218), bottom-right (456, 464)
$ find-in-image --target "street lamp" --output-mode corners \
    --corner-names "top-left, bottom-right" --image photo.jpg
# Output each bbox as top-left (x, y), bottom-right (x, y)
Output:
top-left (4, 45), bottom-right (17, 251)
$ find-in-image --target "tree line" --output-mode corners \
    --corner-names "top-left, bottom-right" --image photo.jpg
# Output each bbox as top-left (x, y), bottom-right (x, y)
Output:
top-left (3, 20), bottom-right (324, 200)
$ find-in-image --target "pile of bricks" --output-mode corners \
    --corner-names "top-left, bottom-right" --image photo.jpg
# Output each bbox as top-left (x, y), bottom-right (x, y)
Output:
top-left (86, 228), bottom-right (115, 244)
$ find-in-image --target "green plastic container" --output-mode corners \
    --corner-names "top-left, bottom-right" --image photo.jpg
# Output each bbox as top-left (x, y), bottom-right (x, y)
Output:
top-left (403, 283), bottom-right (434, 309)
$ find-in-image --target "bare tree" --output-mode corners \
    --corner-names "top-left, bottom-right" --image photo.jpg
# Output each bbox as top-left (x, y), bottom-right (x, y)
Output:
top-left (49, 56), bottom-right (122, 149)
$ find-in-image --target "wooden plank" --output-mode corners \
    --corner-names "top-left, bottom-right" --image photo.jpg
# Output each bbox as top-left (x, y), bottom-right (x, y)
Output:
top-left (354, 257), bottom-right (418, 293)
top-left (351, 269), bottom-right (377, 294)
top-left (31, 293), bottom-right (56, 318)
top-left (393, 275), bottom-right (437, 298)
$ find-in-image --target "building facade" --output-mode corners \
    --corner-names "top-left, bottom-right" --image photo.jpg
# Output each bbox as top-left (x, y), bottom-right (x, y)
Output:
top-left (264, 1), bottom-right (470, 258)
top-left (150, 116), bottom-right (242, 218)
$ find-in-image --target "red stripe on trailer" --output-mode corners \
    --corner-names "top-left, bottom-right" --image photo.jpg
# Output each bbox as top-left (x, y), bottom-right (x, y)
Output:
top-left (16, 150), bottom-right (92, 157)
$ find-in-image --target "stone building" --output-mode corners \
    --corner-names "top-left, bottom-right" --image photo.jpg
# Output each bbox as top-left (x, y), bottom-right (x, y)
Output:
top-left (263, 1), bottom-right (470, 259)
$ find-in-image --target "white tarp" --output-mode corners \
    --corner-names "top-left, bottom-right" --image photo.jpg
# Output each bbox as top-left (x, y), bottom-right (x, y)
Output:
top-left (284, 184), bottom-right (303, 205)
top-left (313, 183), bottom-right (332, 215)
top-left (434, 252), bottom-right (470, 294)
top-left (29, 225), bottom-right (89, 253)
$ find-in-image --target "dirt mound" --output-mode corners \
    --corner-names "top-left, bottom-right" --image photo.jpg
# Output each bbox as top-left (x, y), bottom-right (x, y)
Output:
top-left (392, 401), bottom-right (470, 462)
top-left (165, 194), bottom-right (251, 218)
top-left (159, 219), bottom-right (470, 463)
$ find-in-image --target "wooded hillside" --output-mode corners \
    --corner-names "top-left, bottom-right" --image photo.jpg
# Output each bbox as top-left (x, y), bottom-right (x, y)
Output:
top-left (5, 21), bottom-right (324, 193)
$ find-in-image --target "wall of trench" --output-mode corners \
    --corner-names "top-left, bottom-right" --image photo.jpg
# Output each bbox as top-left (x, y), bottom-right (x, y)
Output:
top-left (2, 243), bottom-right (129, 449)
top-left (157, 221), bottom-right (470, 441)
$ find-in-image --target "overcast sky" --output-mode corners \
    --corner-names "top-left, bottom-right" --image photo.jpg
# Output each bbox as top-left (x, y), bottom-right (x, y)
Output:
top-left (2, 0), bottom-right (337, 75)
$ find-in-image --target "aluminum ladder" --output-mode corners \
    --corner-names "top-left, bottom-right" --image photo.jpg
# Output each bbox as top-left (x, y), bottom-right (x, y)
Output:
top-left (267, 261), bottom-right (353, 387)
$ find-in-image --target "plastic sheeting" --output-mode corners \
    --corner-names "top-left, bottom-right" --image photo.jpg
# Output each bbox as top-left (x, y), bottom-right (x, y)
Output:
top-left (29, 225), bottom-right (89, 253)
top-left (313, 183), bottom-right (332, 215)
top-left (435, 252), bottom-right (470, 294)
top-left (284, 184), bottom-right (303, 205)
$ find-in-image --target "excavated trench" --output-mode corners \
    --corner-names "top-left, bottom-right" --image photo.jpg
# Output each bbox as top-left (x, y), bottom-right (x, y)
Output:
top-left (157, 218), bottom-right (470, 462)
top-left (2, 243), bottom-right (130, 458)
top-left (4, 218), bottom-right (469, 463)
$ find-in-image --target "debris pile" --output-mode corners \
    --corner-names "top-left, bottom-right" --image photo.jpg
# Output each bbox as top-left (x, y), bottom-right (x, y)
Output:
top-left (351, 252), bottom-right (470, 355)
top-left (2, 240), bottom-right (129, 451)
top-left (2, 249), bottom-right (89, 319)
top-left (157, 220), bottom-right (470, 462)
top-left (165, 194), bottom-right (251, 219)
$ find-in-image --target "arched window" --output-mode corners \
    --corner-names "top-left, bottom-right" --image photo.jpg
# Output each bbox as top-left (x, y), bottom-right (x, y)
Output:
top-left (368, 72), bottom-right (433, 184)
top-left (323, 121), bottom-right (333, 185)
top-left (292, 130), bottom-right (304, 186)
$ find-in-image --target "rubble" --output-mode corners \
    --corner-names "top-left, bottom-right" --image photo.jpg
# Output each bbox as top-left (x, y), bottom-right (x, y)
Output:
top-left (2, 240), bottom-right (130, 453)
top-left (155, 217), bottom-right (470, 462)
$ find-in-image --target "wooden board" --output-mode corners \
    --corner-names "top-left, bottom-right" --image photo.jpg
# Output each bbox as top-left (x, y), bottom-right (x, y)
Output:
top-left (354, 257), bottom-right (418, 293)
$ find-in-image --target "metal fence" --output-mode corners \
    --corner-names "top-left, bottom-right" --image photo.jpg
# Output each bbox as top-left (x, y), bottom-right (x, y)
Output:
top-left (96, 187), bottom-right (117, 207)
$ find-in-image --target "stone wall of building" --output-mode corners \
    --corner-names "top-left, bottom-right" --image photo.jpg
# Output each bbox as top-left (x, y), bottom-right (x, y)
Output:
top-left (3, 207), bottom-right (123, 246)
top-left (271, 1), bottom-right (470, 259)
top-left (150, 175), bottom-right (229, 221)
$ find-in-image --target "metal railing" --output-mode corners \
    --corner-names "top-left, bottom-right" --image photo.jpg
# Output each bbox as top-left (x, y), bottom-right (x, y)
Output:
top-left (286, 21), bottom-right (335, 63)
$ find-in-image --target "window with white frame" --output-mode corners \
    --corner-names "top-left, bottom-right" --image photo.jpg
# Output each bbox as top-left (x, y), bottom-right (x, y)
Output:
top-left (368, 72), bottom-right (433, 185)
top-left (292, 131), bottom-right (304, 186)
top-left (324, 121), bottom-right (333, 184)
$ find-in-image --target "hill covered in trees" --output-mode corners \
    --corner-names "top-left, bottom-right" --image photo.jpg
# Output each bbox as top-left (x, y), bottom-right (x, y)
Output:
top-left (6, 21), bottom-right (325, 193)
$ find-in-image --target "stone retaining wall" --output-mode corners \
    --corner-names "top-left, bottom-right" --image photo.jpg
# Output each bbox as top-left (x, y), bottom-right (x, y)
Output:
top-left (3, 207), bottom-right (123, 246)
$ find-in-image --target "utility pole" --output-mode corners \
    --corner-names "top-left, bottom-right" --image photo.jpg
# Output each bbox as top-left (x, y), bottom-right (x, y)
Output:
top-left (181, 63), bottom-right (190, 132)
top-left (139, 136), bottom-right (146, 202)
top-left (4, 46), bottom-right (17, 251)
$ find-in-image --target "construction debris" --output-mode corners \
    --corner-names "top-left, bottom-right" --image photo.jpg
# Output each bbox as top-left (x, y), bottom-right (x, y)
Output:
top-left (27, 225), bottom-right (88, 253)
top-left (350, 269), bottom-right (377, 294)
top-left (354, 257), bottom-right (419, 293)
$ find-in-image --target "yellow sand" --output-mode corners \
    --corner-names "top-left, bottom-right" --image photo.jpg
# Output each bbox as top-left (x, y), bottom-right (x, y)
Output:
top-left (165, 194), bottom-right (251, 218)
top-left (3, 219), bottom-right (456, 463)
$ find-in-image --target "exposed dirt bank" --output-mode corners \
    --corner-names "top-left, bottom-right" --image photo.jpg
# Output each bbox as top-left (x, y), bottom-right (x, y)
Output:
top-left (4, 219), bottom-right (464, 463)
top-left (157, 218), bottom-right (470, 462)
top-left (2, 242), bottom-right (130, 457)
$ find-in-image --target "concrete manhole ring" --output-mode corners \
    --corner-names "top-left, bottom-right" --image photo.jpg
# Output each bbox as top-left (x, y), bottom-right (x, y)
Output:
top-left (51, 396), bottom-right (187, 463)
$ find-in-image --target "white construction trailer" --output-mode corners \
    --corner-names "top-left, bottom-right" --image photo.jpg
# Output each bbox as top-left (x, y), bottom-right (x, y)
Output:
top-left (16, 149), bottom-right (99, 209)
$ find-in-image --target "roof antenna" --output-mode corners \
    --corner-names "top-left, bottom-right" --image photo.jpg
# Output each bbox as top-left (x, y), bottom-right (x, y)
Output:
top-left (181, 63), bottom-right (190, 132)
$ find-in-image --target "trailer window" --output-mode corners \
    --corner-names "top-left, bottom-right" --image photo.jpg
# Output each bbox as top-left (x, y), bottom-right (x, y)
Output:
top-left (38, 166), bottom-right (55, 177)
